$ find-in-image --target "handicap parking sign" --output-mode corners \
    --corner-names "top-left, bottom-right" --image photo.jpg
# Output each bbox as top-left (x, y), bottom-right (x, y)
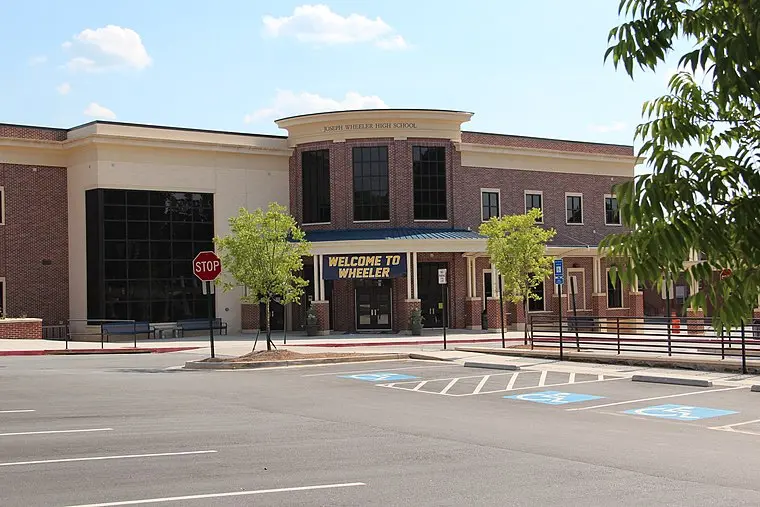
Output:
top-left (624, 404), bottom-right (738, 421)
top-left (340, 372), bottom-right (418, 382)
top-left (504, 390), bottom-right (604, 405)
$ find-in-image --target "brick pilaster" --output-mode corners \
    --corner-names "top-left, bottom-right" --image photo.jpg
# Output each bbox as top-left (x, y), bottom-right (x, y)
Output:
top-left (485, 297), bottom-right (507, 330)
top-left (686, 308), bottom-right (705, 335)
top-left (312, 300), bottom-right (330, 335)
top-left (241, 303), bottom-right (260, 331)
top-left (465, 298), bottom-right (482, 329)
top-left (400, 299), bottom-right (421, 331)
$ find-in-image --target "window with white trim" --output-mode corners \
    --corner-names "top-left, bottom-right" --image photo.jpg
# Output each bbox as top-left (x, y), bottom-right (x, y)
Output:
top-left (0, 186), bottom-right (5, 225)
top-left (566, 193), bottom-right (583, 224)
top-left (481, 189), bottom-right (500, 221)
top-left (483, 270), bottom-right (493, 299)
top-left (604, 194), bottom-right (621, 225)
top-left (524, 191), bottom-right (543, 223)
top-left (607, 270), bottom-right (623, 308)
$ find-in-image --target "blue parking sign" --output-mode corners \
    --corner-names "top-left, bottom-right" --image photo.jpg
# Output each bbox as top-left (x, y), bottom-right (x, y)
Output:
top-left (553, 259), bottom-right (564, 285)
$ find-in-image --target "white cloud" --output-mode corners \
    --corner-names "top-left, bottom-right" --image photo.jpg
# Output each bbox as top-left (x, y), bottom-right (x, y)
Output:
top-left (262, 4), bottom-right (408, 49)
top-left (28, 55), bottom-right (47, 66)
top-left (84, 102), bottom-right (117, 120)
top-left (64, 25), bottom-right (152, 72)
top-left (56, 82), bottom-right (71, 95)
top-left (587, 121), bottom-right (627, 133)
top-left (244, 90), bottom-right (388, 123)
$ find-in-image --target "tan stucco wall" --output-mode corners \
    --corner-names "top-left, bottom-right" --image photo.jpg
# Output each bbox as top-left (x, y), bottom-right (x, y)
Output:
top-left (65, 142), bottom-right (290, 333)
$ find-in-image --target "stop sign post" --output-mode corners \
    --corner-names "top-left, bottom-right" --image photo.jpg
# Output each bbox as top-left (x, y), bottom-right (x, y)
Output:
top-left (193, 251), bottom-right (222, 358)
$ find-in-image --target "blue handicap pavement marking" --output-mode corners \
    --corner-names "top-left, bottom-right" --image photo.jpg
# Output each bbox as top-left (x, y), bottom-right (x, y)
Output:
top-left (340, 372), bottom-right (419, 382)
top-left (504, 390), bottom-right (604, 405)
top-left (623, 404), bottom-right (738, 421)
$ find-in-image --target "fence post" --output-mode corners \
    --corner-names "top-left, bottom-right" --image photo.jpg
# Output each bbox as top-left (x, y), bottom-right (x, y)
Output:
top-left (721, 328), bottom-right (725, 360)
top-left (529, 316), bottom-right (534, 350)
top-left (66, 320), bottom-right (70, 350)
top-left (617, 317), bottom-right (621, 355)
top-left (100, 323), bottom-right (104, 349)
top-left (741, 321), bottom-right (747, 375)
top-left (133, 321), bottom-right (137, 348)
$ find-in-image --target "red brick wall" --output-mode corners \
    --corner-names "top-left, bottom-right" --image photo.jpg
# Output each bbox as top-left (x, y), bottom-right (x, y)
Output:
top-left (0, 163), bottom-right (69, 324)
top-left (454, 166), bottom-right (629, 246)
top-left (0, 124), bottom-right (67, 141)
top-left (0, 319), bottom-right (43, 339)
top-left (461, 131), bottom-right (633, 156)
top-left (290, 138), bottom-right (459, 230)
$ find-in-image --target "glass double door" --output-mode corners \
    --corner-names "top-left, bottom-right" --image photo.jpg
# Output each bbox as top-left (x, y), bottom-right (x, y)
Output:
top-left (418, 262), bottom-right (447, 328)
top-left (355, 280), bottom-right (392, 330)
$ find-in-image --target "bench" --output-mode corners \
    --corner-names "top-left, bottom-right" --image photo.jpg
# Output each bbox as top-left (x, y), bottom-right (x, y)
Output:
top-left (101, 321), bottom-right (156, 341)
top-left (177, 318), bottom-right (228, 337)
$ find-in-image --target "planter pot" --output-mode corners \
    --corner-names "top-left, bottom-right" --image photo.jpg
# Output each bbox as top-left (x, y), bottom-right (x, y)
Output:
top-left (410, 324), bottom-right (423, 336)
top-left (306, 323), bottom-right (319, 336)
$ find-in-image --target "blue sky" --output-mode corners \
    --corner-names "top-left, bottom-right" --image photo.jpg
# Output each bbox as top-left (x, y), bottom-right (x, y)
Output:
top-left (1, 0), bottom-right (684, 149)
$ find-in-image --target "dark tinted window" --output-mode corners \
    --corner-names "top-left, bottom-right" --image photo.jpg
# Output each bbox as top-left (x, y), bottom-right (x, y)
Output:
top-left (528, 280), bottom-right (545, 312)
top-left (353, 146), bottom-right (389, 221)
top-left (566, 195), bottom-right (583, 224)
top-left (605, 196), bottom-right (621, 225)
top-left (607, 272), bottom-right (623, 308)
top-left (413, 146), bottom-right (447, 220)
top-left (482, 191), bottom-right (499, 221)
top-left (525, 193), bottom-right (542, 221)
top-left (302, 150), bottom-right (331, 223)
top-left (86, 189), bottom-right (215, 322)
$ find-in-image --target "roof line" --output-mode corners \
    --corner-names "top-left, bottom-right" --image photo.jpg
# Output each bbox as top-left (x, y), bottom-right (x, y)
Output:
top-left (70, 120), bottom-right (287, 139)
top-left (275, 108), bottom-right (474, 122)
top-left (0, 121), bottom-right (67, 132)
top-left (463, 130), bottom-right (633, 150)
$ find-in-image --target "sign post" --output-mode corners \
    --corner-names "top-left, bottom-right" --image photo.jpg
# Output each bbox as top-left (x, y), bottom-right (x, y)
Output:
top-left (438, 268), bottom-right (447, 350)
top-left (554, 259), bottom-right (565, 360)
top-left (193, 251), bottom-right (222, 358)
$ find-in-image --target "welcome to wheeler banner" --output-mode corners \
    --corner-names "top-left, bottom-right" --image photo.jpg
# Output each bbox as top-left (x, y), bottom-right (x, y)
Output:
top-left (322, 254), bottom-right (407, 280)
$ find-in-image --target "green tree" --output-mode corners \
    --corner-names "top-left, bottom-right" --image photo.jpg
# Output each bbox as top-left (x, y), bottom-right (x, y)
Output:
top-left (214, 203), bottom-right (311, 351)
top-left (602, 0), bottom-right (760, 330)
top-left (479, 208), bottom-right (556, 339)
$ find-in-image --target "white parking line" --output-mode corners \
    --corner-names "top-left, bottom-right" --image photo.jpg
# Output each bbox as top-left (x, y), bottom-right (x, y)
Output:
top-left (565, 386), bottom-right (748, 412)
top-left (709, 419), bottom-right (760, 436)
top-left (0, 428), bottom-right (113, 437)
top-left (538, 371), bottom-right (548, 387)
top-left (0, 450), bottom-right (217, 467)
top-left (568, 373), bottom-right (576, 384)
top-left (302, 364), bottom-right (448, 377)
top-left (65, 482), bottom-right (367, 506)
top-left (506, 372), bottom-right (518, 390)
top-left (473, 375), bottom-right (491, 395)
top-left (0, 409), bottom-right (35, 414)
top-left (440, 378), bottom-right (459, 395)
top-left (412, 381), bottom-right (429, 392)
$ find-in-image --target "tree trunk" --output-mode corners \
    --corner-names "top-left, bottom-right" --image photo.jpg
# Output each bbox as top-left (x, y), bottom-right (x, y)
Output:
top-left (265, 299), bottom-right (272, 351)
top-left (524, 298), bottom-right (529, 345)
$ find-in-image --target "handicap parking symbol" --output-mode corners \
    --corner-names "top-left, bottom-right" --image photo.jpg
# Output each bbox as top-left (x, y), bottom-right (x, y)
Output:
top-left (504, 390), bottom-right (604, 405)
top-left (340, 372), bottom-right (419, 382)
top-left (624, 404), bottom-right (738, 421)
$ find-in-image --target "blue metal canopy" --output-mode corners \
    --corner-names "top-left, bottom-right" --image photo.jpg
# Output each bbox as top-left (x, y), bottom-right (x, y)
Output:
top-left (303, 227), bottom-right (484, 243)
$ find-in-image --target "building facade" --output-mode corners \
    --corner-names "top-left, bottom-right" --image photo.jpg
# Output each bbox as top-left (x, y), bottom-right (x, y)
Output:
top-left (0, 109), bottom-right (645, 335)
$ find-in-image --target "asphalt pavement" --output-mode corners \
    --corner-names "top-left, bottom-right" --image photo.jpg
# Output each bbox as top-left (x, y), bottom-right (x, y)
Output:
top-left (2, 351), bottom-right (760, 506)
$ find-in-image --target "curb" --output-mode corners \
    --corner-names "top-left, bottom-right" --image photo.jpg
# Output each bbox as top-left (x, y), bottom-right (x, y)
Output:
top-left (453, 346), bottom-right (760, 374)
top-left (294, 338), bottom-right (524, 348)
top-left (183, 353), bottom-right (408, 370)
top-left (631, 374), bottom-right (713, 387)
top-left (752, 385), bottom-right (760, 392)
top-left (0, 346), bottom-right (201, 356)
top-left (463, 361), bottom-right (521, 371)
top-left (408, 353), bottom-right (455, 362)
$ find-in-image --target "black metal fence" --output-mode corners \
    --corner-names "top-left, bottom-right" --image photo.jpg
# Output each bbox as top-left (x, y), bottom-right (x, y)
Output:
top-left (529, 315), bottom-right (760, 374)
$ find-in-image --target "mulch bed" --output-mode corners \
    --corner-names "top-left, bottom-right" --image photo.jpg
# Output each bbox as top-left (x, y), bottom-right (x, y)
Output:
top-left (201, 349), bottom-right (361, 363)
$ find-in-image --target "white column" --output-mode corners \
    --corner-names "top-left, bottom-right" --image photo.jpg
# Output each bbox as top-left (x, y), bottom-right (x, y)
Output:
top-left (318, 254), bottom-right (325, 301)
top-left (472, 258), bottom-right (478, 298)
top-left (412, 252), bottom-right (418, 299)
top-left (312, 255), bottom-right (319, 300)
top-left (465, 257), bottom-right (472, 298)
top-left (406, 252), bottom-right (412, 299)
top-left (593, 257), bottom-right (602, 293)
top-left (491, 263), bottom-right (498, 297)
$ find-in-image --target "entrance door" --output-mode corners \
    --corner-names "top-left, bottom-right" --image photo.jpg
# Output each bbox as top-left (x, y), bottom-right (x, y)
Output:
top-left (260, 301), bottom-right (284, 331)
top-left (355, 280), bottom-right (392, 330)
top-left (418, 262), bottom-right (447, 328)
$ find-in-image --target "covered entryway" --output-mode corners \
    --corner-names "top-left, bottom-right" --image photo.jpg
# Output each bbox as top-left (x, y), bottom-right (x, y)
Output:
top-left (355, 279), bottom-right (393, 330)
top-left (418, 261), bottom-right (447, 328)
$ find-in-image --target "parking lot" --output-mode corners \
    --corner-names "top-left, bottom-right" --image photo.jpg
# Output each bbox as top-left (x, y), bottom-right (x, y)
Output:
top-left (3, 353), bottom-right (760, 506)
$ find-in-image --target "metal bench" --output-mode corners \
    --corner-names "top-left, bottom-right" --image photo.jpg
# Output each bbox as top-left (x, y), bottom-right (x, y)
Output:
top-left (101, 321), bottom-right (156, 341)
top-left (177, 318), bottom-right (228, 337)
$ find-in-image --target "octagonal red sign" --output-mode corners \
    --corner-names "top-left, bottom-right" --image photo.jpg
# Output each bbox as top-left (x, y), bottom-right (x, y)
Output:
top-left (193, 251), bottom-right (222, 282)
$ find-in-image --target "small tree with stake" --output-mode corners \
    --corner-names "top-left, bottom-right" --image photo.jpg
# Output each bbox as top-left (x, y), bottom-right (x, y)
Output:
top-left (479, 208), bottom-right (556, 342)
top-left (215, 203), bottom-right (311, 351)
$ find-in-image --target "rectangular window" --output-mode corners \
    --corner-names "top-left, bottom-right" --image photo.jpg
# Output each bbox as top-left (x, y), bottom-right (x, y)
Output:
top-left (525, 191), bottom-right (543, 223)
top-left (302, 150), bottom-right (331, 224)
top-left (605, 195), bottom-right (621, 225)
top-left (0, 186), bottom-right (5, 225)
top-left (566, 193), bottom-right (583, 224)
top-left (353, 146), bottom-right (389, 222)
top-left (607, 271), bottom-right (623, 308)
top-left (481, 190), bottom-right (499, 221)
top-left (483, 271), bottom-right (493, 299)
top-left (528, 280), bottom-right (545, 312)
top-left (0, 277), bottom-right (5, 317)
top-left (413, 146), bottom-right (447, 220)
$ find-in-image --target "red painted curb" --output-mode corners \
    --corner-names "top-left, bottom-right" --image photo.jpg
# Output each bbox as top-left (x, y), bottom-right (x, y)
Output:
top-left (0, 346), bottom-right (201, 356)
top-left (293, 338), bottom-right (525, 348)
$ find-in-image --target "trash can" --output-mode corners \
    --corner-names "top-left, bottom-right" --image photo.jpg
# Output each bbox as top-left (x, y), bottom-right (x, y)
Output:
top-left (481, 309), bottom-right (488, 330)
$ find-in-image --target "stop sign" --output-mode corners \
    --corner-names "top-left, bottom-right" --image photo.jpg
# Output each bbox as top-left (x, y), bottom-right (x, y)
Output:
top-left (193, 251), bottom-right (222, 282)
